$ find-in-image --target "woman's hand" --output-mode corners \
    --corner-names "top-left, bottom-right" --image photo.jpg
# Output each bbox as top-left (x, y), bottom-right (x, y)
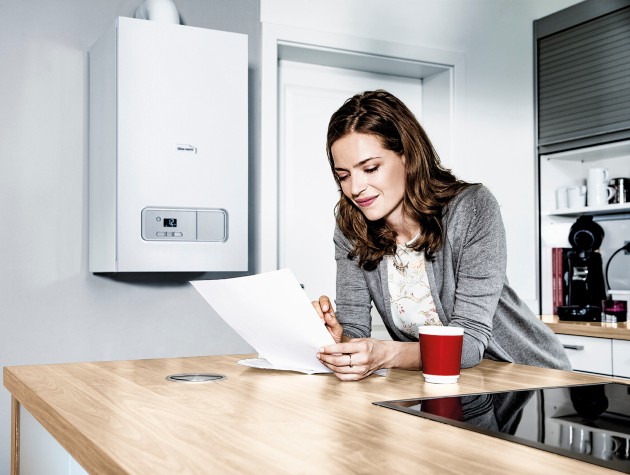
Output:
top-left (317, 340), bottom-right (421, 381)
top-left (317, 338), bottom-right (392, 381)
top-left (312, 295), bottom-right (343, 344)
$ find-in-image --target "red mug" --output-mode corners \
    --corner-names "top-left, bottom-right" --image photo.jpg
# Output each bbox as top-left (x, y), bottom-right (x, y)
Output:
top-left (418, 326), bottom-right (464, 384)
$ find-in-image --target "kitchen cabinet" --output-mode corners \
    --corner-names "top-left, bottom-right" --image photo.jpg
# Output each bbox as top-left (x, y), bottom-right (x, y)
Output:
top-left (557, 333), bottom-right (613, 376)
top-left (535, 0), bottom-right (630, 315)
top-left (613, 339), bottom-right (630, 378)
top-left (556, 333), bottom-right (630, 379)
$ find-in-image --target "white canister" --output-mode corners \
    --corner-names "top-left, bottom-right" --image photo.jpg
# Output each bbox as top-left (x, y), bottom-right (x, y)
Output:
top-left (555, 187), bottom-right (569, 209)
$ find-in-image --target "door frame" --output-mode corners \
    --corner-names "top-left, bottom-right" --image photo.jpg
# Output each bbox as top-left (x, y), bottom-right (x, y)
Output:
top-left (259, 23), bottom-right (466, 272)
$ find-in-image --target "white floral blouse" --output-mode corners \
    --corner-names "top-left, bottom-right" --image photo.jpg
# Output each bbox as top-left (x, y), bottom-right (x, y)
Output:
top-left (387, 241), bottom-right (442, 339)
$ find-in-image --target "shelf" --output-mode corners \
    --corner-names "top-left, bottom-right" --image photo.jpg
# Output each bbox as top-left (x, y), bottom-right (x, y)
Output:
top-left (543, 203), bottom-right (630, 217)
top-left (542, 140), bottom-right (630, 163)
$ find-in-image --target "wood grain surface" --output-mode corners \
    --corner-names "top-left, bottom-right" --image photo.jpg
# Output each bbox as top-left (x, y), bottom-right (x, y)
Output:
top-left (3, 355), bottom-right (623, 474)
top-left (540, 314), bottom-right (630, 340)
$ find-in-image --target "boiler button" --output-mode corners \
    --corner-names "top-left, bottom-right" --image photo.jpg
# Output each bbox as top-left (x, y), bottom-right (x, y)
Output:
top-left (173, 232), bottom-right (183, 237)
top-left (156, 232), bottom-right (167, 237)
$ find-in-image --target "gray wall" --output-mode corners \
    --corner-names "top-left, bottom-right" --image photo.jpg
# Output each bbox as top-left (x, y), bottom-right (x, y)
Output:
top-left (0, 0), bottom-right (260, 469)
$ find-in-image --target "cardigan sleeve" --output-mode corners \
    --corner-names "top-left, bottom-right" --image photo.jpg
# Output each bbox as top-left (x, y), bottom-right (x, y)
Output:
top-left (446, 186), bottom-right (507, 368)
top-left (332, 226), bottom-right (373, 339)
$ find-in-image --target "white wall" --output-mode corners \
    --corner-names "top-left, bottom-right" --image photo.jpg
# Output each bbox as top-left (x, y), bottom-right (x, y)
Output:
top-left (0, 0), bottom-right (259, 470)
top-left (261, 0), bottom-right (581, 309)
top-left (0, 0), bottom-right (582, 471)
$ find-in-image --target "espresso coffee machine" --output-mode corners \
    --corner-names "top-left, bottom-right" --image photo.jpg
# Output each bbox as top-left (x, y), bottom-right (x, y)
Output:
top-left (560, 216), bottom-right (607, 321)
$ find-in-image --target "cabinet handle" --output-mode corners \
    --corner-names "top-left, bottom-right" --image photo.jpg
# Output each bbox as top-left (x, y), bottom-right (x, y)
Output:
top-left (563, 344), bottom-right (585, 351)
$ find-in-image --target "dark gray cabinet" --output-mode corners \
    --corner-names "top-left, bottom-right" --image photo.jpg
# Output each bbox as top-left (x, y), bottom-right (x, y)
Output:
top-left (535, 0), bottom-right (630, 154)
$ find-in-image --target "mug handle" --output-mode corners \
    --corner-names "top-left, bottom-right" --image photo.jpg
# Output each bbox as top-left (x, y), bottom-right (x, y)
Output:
top-left (603, 169), bottom-right (609, 182)
top-left (607, 186), bottom-right (615, 201)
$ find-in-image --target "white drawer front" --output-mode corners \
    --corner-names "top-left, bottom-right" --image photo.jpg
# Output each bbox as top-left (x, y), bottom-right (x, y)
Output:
top-left (557, 334), bottom-right (612, 375)
top-left (612, 339), bottom-right (630, 378)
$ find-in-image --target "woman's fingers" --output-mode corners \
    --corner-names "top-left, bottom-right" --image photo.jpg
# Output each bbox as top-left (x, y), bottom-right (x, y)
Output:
top-left (311, 295), bottom-right (333, 319)
top-left (312, 296), bottom-right (343, 343)
top-left (318, 352), bottom-right (354, 368)
top-left (311, 300), bottom-right (325, 319)
top-left (326, 320), bottom-right (343, 344)
top-left (323, 309), bottom-right (342, 329)
top-left (317, 342), bottom-right (363, 368)
top-left (317, 354), bottom-right (369, 381)
top-left (318, 295), bottom-right (333, 314)
top-left (319, 342), bottom-right (357, 355)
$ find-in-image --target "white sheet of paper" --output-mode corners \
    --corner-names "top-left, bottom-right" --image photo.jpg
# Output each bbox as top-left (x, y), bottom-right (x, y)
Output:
top-left (191, 269), bottom-right (335, 373)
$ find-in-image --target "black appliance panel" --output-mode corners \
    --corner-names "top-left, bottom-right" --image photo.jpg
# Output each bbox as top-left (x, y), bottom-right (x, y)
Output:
top-left (374, 383), bottom-right (630, 473)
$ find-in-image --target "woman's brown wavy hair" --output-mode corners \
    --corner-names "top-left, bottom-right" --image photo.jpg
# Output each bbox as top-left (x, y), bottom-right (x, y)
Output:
top-left (326, 90), bottom-right (472, 271)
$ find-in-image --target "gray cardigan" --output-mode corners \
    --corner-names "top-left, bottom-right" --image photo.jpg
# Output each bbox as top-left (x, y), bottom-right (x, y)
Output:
top-left (333, 185), bottom-right (571, 370)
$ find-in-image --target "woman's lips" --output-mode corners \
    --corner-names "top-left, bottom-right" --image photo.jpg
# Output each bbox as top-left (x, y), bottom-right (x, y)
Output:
top-left (355, 196), bottom-right (377, 207)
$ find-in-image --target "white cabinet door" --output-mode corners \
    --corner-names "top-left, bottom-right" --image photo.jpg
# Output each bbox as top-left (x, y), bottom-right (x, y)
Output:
top-left (557, 334), bottom-right (613, 375)
top-left (612, 339), bottom-right (630, 378)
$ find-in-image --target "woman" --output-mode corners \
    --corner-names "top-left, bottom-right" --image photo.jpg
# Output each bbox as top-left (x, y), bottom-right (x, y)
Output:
top-left (314, 90), bottom-right (570, 381)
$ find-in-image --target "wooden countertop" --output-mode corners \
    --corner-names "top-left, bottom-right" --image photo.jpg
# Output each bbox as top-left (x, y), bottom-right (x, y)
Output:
top-left (3, 355), bottom-right (623, 474)
top-left (540, 315), bottom-right (630, 340)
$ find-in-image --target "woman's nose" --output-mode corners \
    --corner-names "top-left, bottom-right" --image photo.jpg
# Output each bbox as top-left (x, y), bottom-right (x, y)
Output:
top-left (350, 175), bottom-right (367, 197)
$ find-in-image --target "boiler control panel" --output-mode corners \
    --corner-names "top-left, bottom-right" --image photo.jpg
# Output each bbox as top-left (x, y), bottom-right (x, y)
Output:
top-left (141, 207), bottom-right (227, 242)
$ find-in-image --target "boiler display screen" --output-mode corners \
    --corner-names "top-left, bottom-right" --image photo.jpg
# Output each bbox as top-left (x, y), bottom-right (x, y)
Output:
top-left (163, 218), bottom-right (178, 228)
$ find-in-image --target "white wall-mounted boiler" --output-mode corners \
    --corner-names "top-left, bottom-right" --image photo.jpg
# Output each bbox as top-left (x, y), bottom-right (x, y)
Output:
top-left (89, 17), bottom-right (248, 272)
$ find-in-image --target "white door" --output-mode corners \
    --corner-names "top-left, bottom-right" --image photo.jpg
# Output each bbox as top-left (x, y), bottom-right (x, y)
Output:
top-left (278, 61), bottom-right (425, 337)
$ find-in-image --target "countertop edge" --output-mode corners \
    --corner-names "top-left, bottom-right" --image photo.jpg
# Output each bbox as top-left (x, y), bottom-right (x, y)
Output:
top-left (3, 365), bottom-right (126, 474)
top-left (539, 315), bottom-right (630, 340)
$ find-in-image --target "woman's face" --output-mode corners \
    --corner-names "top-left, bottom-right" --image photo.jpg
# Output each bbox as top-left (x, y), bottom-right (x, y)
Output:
top-left (331, 132), bottom-right (406, 225)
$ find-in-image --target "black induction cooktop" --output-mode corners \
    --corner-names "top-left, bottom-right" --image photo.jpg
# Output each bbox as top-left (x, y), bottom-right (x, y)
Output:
top-left (374, 383), bottom-right (630, 473)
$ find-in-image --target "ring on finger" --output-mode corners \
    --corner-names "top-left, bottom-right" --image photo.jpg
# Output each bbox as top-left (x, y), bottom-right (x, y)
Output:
top-left (348, 353), bottom-right (353, 368)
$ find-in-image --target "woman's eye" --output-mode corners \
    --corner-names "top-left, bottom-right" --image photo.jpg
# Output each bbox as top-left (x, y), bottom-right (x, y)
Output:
top-left (337, 174), bottom-right (349, 182)
top-left (365, 166), bottom-right (379, 174)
